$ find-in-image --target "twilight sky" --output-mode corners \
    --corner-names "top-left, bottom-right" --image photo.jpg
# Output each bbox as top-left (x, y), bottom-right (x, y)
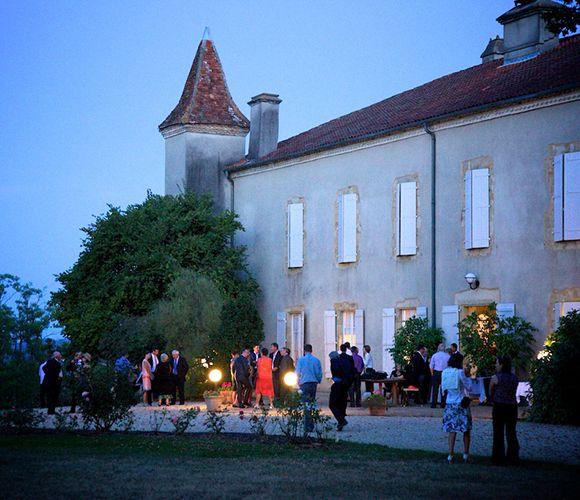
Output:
top-left (0, 0), bottom-right (515, 299)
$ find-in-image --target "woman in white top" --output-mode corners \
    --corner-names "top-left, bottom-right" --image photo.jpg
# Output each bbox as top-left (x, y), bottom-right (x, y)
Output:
top-left (141, 352), bottom-right (154, 406)
top-left (441, 353), bottom-right (473, 463)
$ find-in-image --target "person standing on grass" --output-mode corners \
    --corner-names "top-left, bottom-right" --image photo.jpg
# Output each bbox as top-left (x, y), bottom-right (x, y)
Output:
top-left (43, 351), bottom-right (63, 415)
top-left (171, 350), bottom-right (189, 405)
top-left (279, 347), bottom-right (295, 403)
top-left (441, 353), bottom-right (473, 464)
top-left (296, 344), bottom-right (322, 432)
top-left (270, 343), bottom-right (282, 403)
top-left (254, 347), bottom-right (274, 409)
top-left (430, 343), bottom-right (450, 408)
top-left (349, 346), bottom-right (364, 407)
top-left (141, 352), bottom-right (154, 406)
top-left (489, 355), bottom-right (520, 465)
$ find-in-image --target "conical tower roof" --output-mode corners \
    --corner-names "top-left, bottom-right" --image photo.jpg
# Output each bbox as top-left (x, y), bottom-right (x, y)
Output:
top-left (159, 33), bottom-right (250, 133)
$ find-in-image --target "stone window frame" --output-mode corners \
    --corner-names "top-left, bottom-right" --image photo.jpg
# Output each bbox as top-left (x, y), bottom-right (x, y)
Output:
top-left (460, 156), bottom-right (494, 257)
top-left (545, 141), bottom-right (580, 250)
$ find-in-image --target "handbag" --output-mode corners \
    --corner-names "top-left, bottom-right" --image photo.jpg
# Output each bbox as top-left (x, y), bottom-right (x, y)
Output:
top-left (460, 396), bottom-right (471, 409)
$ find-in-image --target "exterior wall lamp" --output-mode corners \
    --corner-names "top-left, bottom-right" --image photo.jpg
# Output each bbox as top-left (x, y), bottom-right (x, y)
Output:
top-left (465, 272), bottom-right (480, 290)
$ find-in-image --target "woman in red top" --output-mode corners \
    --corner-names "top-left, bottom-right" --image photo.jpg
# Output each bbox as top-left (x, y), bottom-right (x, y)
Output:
top-left (254, 348), bottom-right (274, 409)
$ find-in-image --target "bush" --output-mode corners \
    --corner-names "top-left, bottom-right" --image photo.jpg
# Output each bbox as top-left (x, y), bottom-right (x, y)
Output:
top-left (0, 358), bottom-right (40, 409)
top-left (458, 303), bottom-right (535, 377)
top-left (0, 408), bottom-right (45, 433)
top-left (389, 317), bottom-right (444, 365)
top-left (170, 407), bottom-right (200, 434)
top-left (80, 362), bottom-right (136, 431)
top-left (529, 310), bottom-right (580, 425)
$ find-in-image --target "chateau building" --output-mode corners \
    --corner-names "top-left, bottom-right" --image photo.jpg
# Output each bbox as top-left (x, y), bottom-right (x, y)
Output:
top-left (160, 1), bottom-right (580, 376)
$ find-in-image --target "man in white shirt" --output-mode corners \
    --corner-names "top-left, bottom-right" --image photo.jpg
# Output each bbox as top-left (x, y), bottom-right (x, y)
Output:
top-left (150, 348), bottom-right (160, 373)
top-left (363, 345), bottom-right (374, 393)
top-left (429, 343), bottom-right (450, 408)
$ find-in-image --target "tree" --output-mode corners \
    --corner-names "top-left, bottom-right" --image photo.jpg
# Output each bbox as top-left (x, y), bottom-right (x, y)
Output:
top-left (389, 317), bottom-right (444, 367)
top-left (51, 192), bottom-right (263, 358)
top-left (515, 1), bottom-right (579, 36)
top-left (457, 303), bottom-right (535, 376)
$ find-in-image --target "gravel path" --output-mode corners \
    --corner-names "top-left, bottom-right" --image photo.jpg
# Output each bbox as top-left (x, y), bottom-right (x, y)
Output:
top-left (37, 403), bottom-right (580, 465)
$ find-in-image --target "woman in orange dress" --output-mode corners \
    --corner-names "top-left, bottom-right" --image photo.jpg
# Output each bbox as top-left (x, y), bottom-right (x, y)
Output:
top-left (255, 348), bottom-right (274, 409)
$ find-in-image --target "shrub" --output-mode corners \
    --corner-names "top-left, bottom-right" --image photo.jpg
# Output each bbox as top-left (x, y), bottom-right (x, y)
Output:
top-left (309, 405), bottom-right (333, 441)
top-left (79, 362), bottom-right (136, 431)
top-left (248, 407), bottom-right (271, 436)
top-left (170, 407), bottom-right (200, 434)
top-left (458, 303), bottom-right (535, 377)
top-left (149, 408), bottom-right (168, 433)
top-left (0, 408), bottom-right (45, 433)
top-left (529, 310), bottom-right (580, 425)
top-left (275, 392), bottom-right (305, 441)
top-left (389, 317), bottom-right (444, 365)
top-left (203, 411), bottom-right (226, 434)
top-left (54, 410), bottom-right (79, 432)
top-left (364, 391), bottom-right (387, 408)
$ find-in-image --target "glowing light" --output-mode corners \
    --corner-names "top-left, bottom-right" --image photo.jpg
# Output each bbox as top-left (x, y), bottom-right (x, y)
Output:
top-left (208, 369), bottom-right (222, 383)
top-left (536, 350), bottom-right (548, 360)
top-left (284, 371), bottom-right (298, 387)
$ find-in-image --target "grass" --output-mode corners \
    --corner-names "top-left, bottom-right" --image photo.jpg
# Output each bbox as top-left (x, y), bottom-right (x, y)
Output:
top-left (1, 432), bottom-right (578, 499)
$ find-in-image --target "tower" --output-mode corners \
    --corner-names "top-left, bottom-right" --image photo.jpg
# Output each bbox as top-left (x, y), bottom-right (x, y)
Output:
top-left (159, 31), bottom-right (249, 210)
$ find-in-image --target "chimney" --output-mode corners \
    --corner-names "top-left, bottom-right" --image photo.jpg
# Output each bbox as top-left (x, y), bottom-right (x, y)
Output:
top-left (481, 36), bottom-right (505, 63)
top-left (496, 0), bottom-right (562, 64)
top-left (248, 93), bottom-right (282, 160)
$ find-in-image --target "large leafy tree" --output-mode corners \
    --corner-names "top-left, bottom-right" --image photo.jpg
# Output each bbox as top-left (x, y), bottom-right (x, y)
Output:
top-left (51, 192), bottom-right (262, 355)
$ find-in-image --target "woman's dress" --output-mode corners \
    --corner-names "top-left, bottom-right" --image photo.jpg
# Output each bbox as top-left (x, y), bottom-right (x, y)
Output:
top-left (255, 356), bottom-right (274, 397)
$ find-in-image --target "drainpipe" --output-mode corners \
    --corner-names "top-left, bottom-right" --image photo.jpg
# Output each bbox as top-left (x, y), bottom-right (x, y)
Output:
top-left (424, 123), bottom-right (436, 329)
top-left (225, 169), bottom-right (235, 248)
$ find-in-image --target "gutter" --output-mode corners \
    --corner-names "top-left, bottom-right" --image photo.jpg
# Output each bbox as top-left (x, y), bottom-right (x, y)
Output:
top-left (424, 123), bottom-right (437, 330)
top-left (226, 85), bottom-right (579, 174)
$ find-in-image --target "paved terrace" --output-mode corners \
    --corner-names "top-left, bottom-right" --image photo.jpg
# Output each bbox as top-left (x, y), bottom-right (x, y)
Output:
top-left (36, 401), bottom-right (580, 466)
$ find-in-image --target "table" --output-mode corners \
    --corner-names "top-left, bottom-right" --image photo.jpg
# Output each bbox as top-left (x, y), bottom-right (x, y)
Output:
top-left (363, 378), bottom-right (406, 405)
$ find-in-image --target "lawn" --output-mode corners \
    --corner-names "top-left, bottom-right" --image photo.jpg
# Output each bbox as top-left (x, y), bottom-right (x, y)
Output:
top-left (1, 432), bottom-right (577, 499)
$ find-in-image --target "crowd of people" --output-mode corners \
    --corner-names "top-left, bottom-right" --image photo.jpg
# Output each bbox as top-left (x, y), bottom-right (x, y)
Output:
top-left (38, 340), bottom-right (521, 464)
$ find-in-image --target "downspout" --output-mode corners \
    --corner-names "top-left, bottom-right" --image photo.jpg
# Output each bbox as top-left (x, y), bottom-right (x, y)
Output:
top-left (225, 169), bottom-right (235, 248)
top-left (424, 123), bottom-right (436, 329)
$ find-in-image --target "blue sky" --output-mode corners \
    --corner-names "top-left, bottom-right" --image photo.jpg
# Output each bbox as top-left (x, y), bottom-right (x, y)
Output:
top-left (0, 0), bottom-right (515, 299)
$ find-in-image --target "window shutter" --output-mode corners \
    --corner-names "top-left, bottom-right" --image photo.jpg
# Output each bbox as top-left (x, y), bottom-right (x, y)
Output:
top-left (354, 309), bottom-right (364, 348)
top-left (290, 312), bottom-right (305, 360)
top-left (553, 302), bottom-right (562, 331)
top-left (397, 181), bottom-right (417, 256)
top-left (441, 305), bottom-right (460, 346)
top-left (471, 168), bottom-right (490, 248)
top-left (323, 310), bottom-right (337, 377)
top-left (563, 152), bottom-right (580, 241)
top-left (276, 312), bottom-right (287, 348)
top-left (382, 308), bottom-right (395, 374)
top-left (287, 203), bottom-right (304, 268)
top-left (464, 170), bottom-right (473, 249)
top-left (338, 193), bottom-right (357, 263)
top-left (496, 303), bottom-right (515, 320)
top-left (416, 306), bottom-right (428, 319)
top-left (554, 154), bottom-right (564, 241)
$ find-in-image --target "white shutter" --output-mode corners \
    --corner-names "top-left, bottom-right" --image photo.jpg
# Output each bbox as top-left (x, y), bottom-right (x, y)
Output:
top-left (464, 170), bottom-right (473, 249)
top-left (553, 302), bottom-right (562, 331)
top-left (323, 310), bottom-right (337, 377)
top-left (290, 312), bottom-right (305, 360)
top-left (397, 181), bottom-right (417, 255)
top-left (441, 305), bottom-right (460, 346)
top-left (554, 154), bottom-right (564, 241)
top-left (354, 309), bottom-right (364, 348)
top-left (496, 303), bottom-right (515, 319)
top-left (338, 193), bottom-right (357, 263)
top-left (471, 168), bottom-right (490, 248)
top-left (287, 203), bottom-right (304, 268)
top-left (416, 306), bottom-right (428, 319)
top-left (382, 308), bottom-right (396, 374)
top-left (276, 312), bottom-right (287, 348)
top-left (563, 152), bottom-right (580, 241)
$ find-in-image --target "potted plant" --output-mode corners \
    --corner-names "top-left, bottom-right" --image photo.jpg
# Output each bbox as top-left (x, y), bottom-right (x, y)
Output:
top-left (203, 390), bottom-right (222, 412)
top-left (365, 391), bottom-right (388, 416)
top-left (218, 382), bottom-right (234, 404)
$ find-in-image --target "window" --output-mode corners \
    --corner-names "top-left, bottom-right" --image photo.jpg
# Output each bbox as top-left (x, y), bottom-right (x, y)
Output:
top-left (397, 181), bottom-right (417, 255)
top-left (464, 168), bottom-right (490, 249)
top-left (339, 310), bottom-right (356, 347)
top-left (338, 192), bottom-right (357, 263)
top-left (554, 152), bottom-right (580, 241)
top-left (287, 202), bottom-right (304, 268)
top-left (289, 312), bottom-right (304, 359)
top-left (554, 301), bottom-right (580, 329)
top-left (396, 307), bottom-right (417, 331)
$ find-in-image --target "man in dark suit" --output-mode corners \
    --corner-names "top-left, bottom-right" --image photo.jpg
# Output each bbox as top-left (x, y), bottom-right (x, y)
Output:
top-left (250, 345), bottom-right (260, 383)
top-left (450, 343), bottom-right (464, 365)
top-left (269, 343), bottom-right (282, 402)
top-left (42, 351), bottom-right (63, 414)
top-left (411, 345), bottom-right (430, 404)
top-left (233, 349), bottom-right (252, 408)
top-left (329, 345), bottom-right (354, 431)
top-left (170, 350), bottom-right (189, 405)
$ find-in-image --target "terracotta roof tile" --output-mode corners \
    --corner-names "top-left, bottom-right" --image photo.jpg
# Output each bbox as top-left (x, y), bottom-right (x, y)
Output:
top-left (160, 39), bottom-right (249, 131)
top-left (232, 34), bottom-right (580, 170)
